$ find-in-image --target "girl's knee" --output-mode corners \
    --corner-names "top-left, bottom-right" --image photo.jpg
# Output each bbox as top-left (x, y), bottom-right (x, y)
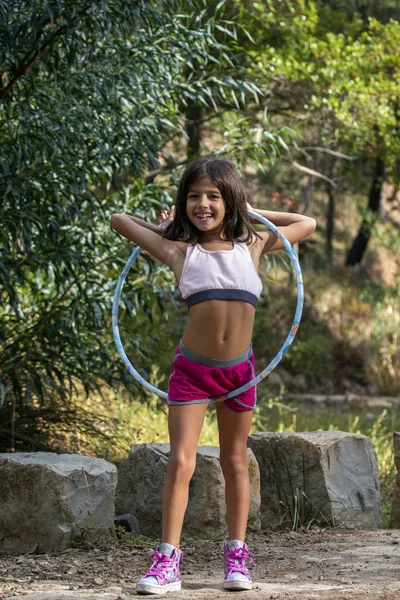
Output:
top-left (167, 452), bottom-right (196, 481)
top-left (219, 451), bottom-right (248, 477)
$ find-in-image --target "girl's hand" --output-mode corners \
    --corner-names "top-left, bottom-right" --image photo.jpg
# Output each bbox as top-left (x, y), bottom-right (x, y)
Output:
top-left (247, 202), bottom-right (259, 225)
top-left (159, 206), bottom-right (175, 230)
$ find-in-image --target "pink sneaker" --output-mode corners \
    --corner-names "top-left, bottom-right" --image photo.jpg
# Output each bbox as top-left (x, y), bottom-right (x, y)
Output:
top-left (223, 539), bottom-right (255, 590)
top-left (136, 542), bottom-right (183, 595)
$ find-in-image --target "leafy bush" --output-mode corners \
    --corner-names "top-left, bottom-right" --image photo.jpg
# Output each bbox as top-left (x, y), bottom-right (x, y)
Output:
top-left (0, 0), bottom-right (279, 451)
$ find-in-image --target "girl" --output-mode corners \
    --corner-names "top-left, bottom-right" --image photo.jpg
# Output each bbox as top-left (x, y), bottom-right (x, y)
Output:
top-left (111, 157), bottom-right (316, 595)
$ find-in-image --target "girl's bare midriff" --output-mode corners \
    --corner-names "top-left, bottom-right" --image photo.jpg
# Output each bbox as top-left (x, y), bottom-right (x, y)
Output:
top-left (181, 300), bottom-right (256, 359)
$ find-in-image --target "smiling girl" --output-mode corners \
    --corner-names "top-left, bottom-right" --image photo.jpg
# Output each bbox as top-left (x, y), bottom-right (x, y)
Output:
top-left (111, 157), bottom-right (316, 595)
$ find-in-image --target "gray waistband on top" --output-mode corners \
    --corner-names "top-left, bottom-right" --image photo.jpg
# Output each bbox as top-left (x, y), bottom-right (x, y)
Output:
top-left (179, 341), bottom-right (252, 368)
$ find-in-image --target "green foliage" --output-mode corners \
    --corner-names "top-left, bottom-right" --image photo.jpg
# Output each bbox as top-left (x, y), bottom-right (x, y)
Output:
top-left (1, 1), bottom-right (296, 451)
top-left (1, 0), bottom-right (196, 431)
top-left (316, 0), bottom-right (400, 26)
top-left (287, 331), bottom-right (333, 382)
top-left (247, 1), bottom-right (400, 161)
top-left (0, 0), bottom-right (275, 446)
top-left (360, 280), bottom-right (400, 397)
top-left (2, 0), bottom-right (399, 456)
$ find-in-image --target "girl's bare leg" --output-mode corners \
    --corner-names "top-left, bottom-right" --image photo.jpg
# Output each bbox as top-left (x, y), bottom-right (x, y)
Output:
top-left (162, 402), bottom-right (209, 547)
top-left (216, 401), bottom-right (253, 541)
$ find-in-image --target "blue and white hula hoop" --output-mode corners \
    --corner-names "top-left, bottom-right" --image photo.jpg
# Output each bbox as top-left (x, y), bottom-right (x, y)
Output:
top-left (112, 210), bottom-right (304, 401)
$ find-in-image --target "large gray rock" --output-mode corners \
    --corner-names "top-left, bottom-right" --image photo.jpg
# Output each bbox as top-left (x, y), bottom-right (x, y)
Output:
top-left (115, 443), bottom-right (168, 537)
top-left (0, 452), bottom-right (117, 553)
top-left (115, 443), bottom-right (260, 538)
top-left (390, 432), bottom-right (400, 528)
top-left (248, 431), bottom-right (381, 530)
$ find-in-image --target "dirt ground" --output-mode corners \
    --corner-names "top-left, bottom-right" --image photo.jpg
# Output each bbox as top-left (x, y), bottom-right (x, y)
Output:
top-left (1, 529), bottom-right (400, 600)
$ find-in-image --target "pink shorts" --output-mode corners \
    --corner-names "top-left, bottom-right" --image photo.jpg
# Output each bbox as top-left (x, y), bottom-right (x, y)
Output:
top-left (167, 342), bottom-right (256, 413)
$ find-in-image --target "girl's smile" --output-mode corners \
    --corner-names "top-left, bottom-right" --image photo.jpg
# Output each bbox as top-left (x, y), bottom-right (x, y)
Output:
top-left (186, 177), bottom-right (226, 235)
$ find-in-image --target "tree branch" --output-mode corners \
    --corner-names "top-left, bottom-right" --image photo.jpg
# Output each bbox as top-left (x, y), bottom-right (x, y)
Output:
top-left (301, 146), bottom-right (357, 161)
top-left (0, 25), bottom-right (67, 102)
top-left (290, 160), bottom-right (337, 187)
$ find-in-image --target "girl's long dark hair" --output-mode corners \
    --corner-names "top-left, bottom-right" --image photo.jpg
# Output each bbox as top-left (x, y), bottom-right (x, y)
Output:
top-left (163, 157), bottom-right (259, 244)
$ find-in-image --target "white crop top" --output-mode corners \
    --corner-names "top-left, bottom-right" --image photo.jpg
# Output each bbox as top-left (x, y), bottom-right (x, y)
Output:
top-left (178, 241), bottom-right (263, 308)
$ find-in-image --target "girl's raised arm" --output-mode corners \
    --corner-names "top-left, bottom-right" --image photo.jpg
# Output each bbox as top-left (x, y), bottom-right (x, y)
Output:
top-left (248, 204), bottom-right (316, 253)
top-left (110, 213), bottom-right (176, 266)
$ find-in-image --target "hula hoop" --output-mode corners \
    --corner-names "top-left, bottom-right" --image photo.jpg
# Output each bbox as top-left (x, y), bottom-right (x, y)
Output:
top-left (112, 210), bottom-right (304, 401)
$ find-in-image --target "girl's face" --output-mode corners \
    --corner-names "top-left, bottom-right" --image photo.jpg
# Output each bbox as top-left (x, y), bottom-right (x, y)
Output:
top-left (186, 177), bottom-right (227, 235)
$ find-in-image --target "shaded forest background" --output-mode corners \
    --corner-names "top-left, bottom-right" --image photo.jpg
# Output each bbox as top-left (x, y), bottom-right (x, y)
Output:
top-left (1, 0), bottom-right (400, 456)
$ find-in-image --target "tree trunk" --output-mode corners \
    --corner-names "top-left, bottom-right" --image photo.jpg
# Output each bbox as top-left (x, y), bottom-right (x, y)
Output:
top-left (345, 156), bottom-right (385, 266)
top-left (326, 186), bottom-right (335, 262)
top-left (326, 157), bottom-right (339, 263)
top-left (186, 104), bottom-right (202, 158)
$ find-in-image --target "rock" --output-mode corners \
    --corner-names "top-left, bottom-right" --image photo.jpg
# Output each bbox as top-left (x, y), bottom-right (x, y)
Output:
top-left (390, 432), bottom-right (400, 528)
top-left (185, 445), bottom-right (228, 537)
top-left (248, 431), bottom-right (381, 530)
top-left (0, 452), bottom-right (117, 554)
top-left (114, 513), bottom-right (141, 536)
top-left (366, 397), bottom-right (396, 409)
top-left (67, 566), bottom-right (78, 575)
top-left (186, 446), bottom-right (260, 536)
top-left (247, 448), bottom-right (261, 532)
top-left (115, 443), bottom-right (260, 538)
top-left (115, 443), bottom-right (168, 537)
top-left (283, 393), bottom-right (400, 411)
